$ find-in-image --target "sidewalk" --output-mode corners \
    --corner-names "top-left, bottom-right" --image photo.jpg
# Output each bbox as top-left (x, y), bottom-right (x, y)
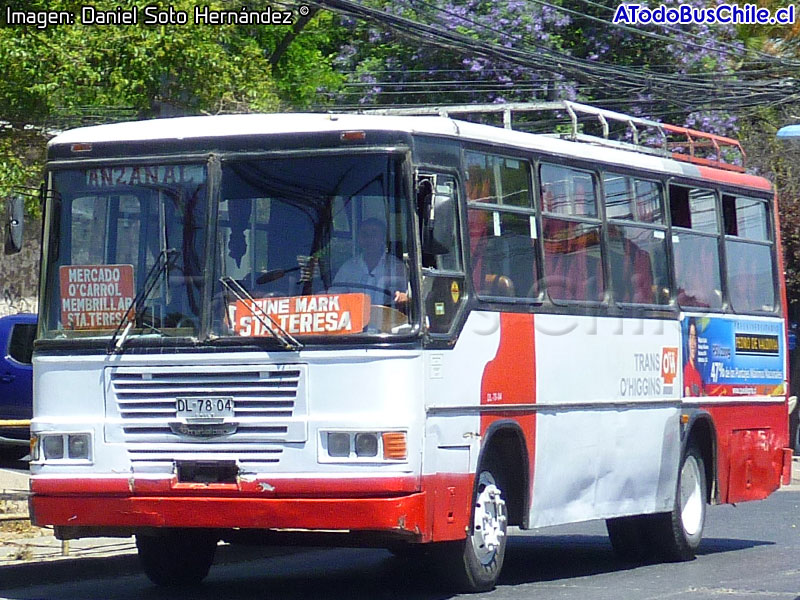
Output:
top-left (0, 467), bottom-right (140, 589)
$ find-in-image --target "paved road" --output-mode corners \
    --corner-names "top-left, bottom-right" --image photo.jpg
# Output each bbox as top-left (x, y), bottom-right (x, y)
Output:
top-left (2, 489), bottom-right (799, 600)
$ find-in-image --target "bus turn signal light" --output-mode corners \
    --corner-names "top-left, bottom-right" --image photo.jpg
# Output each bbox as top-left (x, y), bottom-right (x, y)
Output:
top-left (382, 432), bottom-right (407, 460)
top-left (340, 130), bottom-right (366, 142)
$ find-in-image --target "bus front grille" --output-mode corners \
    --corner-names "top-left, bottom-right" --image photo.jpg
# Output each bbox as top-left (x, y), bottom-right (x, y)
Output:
top-left (104, 364), bottom-right (308, 452)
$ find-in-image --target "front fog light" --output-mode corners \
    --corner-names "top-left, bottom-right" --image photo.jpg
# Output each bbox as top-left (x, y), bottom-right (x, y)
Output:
top-left (68, 434), bottom-right (90, 459)
top-left (355, 433), bottom-right (378, 457)
top-left (328, 432), bottom-right (351, 457)
top-left (42, 435), bottom-right (64, 460)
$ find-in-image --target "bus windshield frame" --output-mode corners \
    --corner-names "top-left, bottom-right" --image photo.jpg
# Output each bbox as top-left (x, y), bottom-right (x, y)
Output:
top-left (38, 148), bottom-right (420, 348)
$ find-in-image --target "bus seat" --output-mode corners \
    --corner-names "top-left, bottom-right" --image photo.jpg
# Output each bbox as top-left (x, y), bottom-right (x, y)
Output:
top-left (543, 218), bottom-right (568, 299)
top-left (628, 240), bottom-right (654, 304)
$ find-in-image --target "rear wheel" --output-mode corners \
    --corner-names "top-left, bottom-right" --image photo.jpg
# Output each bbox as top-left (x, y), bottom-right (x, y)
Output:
top-left (136, 529), bottom-right (218, 586)
top-left (437, 465), bottom-right (508, 592)
top-left (649, 444), bottom-right (707, 561)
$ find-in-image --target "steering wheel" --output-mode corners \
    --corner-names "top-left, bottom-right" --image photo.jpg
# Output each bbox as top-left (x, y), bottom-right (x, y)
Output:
top-left (334, 282), bottom-right (396, 302)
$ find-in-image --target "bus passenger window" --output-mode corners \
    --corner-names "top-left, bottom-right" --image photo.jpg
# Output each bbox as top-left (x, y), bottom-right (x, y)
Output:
top-left (542, 219), bottom-right (604, 302)
top-left (722, 195), bottom-right (774, 313)
top-left (469, 209), bottom-right (538, 300)
top-left (465, 150), bottom-right (538, 301)
top-left (541, 163), bottom-right (603, 303)
top-left (603, 173), bottom-right (668, 305)
top-left (669, 185), bottom-right (722, 310)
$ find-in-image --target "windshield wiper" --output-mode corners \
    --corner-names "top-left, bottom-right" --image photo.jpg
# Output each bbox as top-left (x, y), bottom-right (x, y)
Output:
top-left (219, 277), bottom-right (303, 351)
top-left (108, 248), bottom-right (180, 354)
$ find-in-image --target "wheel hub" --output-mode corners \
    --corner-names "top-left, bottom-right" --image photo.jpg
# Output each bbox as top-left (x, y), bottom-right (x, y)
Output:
top-left (680, 454), bottom-right (703, 537)
top-left (472, 481), bottom-right (507, 564)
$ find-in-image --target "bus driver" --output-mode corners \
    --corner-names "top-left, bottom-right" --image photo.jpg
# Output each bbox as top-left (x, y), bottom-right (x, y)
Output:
top-left (333, 218), bottom-right (409, 308)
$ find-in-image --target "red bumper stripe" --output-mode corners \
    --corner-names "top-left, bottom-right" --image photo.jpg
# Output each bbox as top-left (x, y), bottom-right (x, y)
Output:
top-left (31, 493), bottom-right (428, 536)
top-left (31, 475), bottom-right (419, 497)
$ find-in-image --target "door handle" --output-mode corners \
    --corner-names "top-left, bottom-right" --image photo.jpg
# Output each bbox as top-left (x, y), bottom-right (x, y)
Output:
top-left (0, 375), bottom-right (14, 383)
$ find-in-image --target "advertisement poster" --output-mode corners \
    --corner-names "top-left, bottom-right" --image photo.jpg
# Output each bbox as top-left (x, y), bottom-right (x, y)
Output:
top-left (682, 316), bottom-right (784, 397)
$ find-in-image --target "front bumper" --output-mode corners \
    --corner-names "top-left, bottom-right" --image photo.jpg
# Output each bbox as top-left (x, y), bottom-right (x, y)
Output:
top-left (29, 475), bottom-right (428, 541)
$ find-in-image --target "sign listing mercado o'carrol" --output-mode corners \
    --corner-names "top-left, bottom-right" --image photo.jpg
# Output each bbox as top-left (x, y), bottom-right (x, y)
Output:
top-left (59, 265), bottom-right (135, 330)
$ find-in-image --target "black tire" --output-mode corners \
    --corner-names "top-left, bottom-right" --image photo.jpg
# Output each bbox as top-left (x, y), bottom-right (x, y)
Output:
top-left (136, 529), bottom-right (218, 586)
top-left (606, 515), bottom-right (651, 562)
top-left (436, 464), bottom-right (509, 593)
top-left (648, 443), bottom-right (707, 562)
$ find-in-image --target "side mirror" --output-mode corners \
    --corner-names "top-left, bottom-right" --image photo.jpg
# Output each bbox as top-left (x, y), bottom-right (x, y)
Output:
top-left (4, 195), bottom-right (24, 255)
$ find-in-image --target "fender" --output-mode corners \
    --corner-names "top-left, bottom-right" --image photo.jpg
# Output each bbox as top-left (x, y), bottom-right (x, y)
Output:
top-left (680, 409), bottom-right (719, 503)
top-left (475, 420), bottom-right (531, 529)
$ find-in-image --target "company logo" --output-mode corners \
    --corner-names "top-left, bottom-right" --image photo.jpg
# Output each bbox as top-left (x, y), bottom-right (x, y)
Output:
top-left (661, 347), bottom-right (678, 390)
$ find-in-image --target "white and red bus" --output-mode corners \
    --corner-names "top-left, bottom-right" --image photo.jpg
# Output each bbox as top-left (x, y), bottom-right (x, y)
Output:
top-left (28, 103), bottom-right (792, 591)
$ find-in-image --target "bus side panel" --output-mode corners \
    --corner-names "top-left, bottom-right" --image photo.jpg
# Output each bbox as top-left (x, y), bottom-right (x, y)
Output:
top-left (423, 311), bottom-right (500, 541)
top-left (530, 314), bottom-right (681, 528)
top-left (702, 403), bottom-right (787, 503)
top-left (680, 314), bottom-right (788, 504)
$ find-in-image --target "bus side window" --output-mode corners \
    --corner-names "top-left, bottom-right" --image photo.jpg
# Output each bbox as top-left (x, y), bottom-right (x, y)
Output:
top-left (722, 195), bottom-right (775, 313)
top-left (464, 151), bottom-right (538, 301)
top-left (540, 163), bottom-right (604, 303)
top-left (670, 185), bottom-right (722, 310)
top-left (603, 173), bottom-right (668, 305)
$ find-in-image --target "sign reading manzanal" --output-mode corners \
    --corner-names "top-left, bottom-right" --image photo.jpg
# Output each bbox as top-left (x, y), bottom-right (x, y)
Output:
top-left (5, 5), bottom-right (296, 29)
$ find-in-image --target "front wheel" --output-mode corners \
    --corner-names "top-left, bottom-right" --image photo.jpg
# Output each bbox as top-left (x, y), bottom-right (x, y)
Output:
top-left (136, 529), bottom-right (218, 586)
top-left (436, 466), bottom-right (508, 592)
top-left (649, 444), bottom-right (707, 561)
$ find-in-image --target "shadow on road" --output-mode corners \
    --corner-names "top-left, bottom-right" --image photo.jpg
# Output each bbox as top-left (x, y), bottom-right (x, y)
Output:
top-left (497, 534), bottom-right (773, 586)
top-left (0, 531), bottom-right (778, 599)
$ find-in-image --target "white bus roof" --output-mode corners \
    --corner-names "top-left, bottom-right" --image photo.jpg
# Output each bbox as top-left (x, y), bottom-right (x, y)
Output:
top-left (49, 113), bottom-right (772, 192)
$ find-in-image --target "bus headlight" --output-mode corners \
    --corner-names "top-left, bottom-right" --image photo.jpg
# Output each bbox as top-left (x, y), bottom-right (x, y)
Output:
top-left (36, 433), bottom-right (92, 462)
top-left (67, 434), bottom-right (91, 460)
top-left (320, 430), bottom-right (406, 462)
top-left (327, 432), bottom-right (351, 457)
top-left (354, 433), bottom-right (378, 457)
top-left (42, 435), bottom-right (64, 460)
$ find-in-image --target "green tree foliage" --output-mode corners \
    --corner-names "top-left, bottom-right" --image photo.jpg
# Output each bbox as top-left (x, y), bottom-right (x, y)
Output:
top-left (0, 0), bottom-right (342, 213)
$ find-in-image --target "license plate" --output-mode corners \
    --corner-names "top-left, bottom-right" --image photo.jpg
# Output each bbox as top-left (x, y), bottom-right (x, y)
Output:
top-left (176, 397), bottom-right (234, 421)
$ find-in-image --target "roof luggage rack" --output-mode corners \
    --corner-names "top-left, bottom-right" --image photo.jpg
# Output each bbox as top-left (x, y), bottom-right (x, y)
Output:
top-left (359, 101), bottom-right (746, 173)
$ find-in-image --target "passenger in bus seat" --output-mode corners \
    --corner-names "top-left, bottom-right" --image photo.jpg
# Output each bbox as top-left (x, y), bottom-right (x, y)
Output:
top-left (332, 218), bottom-right (409, 308)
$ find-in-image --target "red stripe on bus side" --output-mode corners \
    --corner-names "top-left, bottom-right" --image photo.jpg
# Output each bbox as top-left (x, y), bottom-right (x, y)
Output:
top-left (479, 312), bottom-right (536, 507)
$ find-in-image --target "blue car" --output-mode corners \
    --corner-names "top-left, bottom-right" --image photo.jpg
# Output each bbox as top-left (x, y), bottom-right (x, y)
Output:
top-left (0, 313), bottom-right (36, 449)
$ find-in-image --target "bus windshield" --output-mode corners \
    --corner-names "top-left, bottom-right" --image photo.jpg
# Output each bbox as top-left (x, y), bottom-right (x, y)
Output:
top-left (41, 163), bottom-right (208, 340)
top-left (213, 153), bottom-right (412, 340)
top-left (40, 152), bottom-right (414, 343)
